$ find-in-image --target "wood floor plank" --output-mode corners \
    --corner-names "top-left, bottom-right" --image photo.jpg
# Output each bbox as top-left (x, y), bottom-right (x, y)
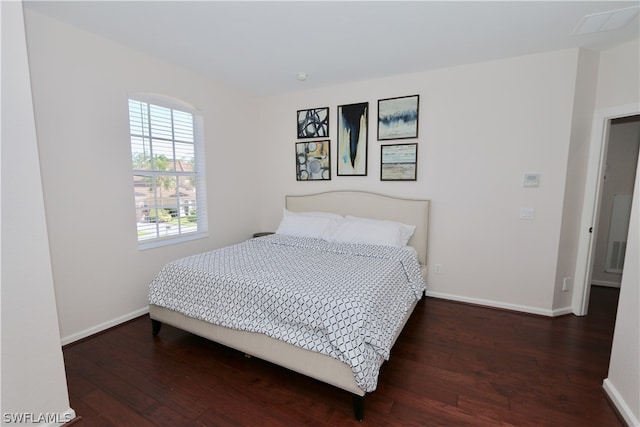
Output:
top-left (64, 349), bottom-right (158, 414)
top-left (81, 389), bottom-right (157, 427)
top-left (63, 286), bottom-right (623, 426)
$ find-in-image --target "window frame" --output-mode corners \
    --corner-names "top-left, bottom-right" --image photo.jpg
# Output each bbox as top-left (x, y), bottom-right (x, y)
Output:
top-left (128, 94), bottom-right (208, 250)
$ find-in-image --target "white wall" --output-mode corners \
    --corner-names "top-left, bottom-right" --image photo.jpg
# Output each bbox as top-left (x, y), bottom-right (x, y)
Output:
top-left (603, 160), bottom-right (640, 426)
top-left (257, 49), bottom-right (581, 315)
top-left (595, 39), bottom-right (640, 111)
top-left (1, 1), bottom-right (74, 423)
top-left (23, 9), bottom-right (262, 343)
top-left (597, 39), bottom-right (640, 427)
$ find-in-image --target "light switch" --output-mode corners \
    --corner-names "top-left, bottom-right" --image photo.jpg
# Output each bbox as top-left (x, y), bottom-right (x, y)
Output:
top-left (520, 207), bottom-right (535, 220)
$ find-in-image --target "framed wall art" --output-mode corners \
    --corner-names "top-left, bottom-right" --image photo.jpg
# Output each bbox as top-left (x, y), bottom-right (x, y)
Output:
top-left (297, 107), bottom-right (329, 139)
top-left (296, 140), bottom-right (331, 181)
top-left (377, 95), bottom-right (419, 140)
top-left (380, 143), bottom-right (418, 181)
top-left (337, 102), bottom-right (368, 176)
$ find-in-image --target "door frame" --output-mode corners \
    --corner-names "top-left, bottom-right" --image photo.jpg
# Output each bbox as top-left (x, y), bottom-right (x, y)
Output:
top-left (572, 103), bottom-right (640, 315)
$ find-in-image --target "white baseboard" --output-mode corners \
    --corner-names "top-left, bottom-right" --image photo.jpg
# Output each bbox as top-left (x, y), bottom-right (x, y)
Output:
top-left (603, 378), bottom-right (640, 426)
top-left (425, 290), bottom-right (568, 317)
top-left (551, 306), bottom-right (574, 316)
top-left (61, 307), bottom-right (149, 346)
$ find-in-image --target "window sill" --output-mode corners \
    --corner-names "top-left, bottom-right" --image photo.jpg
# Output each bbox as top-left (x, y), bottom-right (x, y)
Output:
top-left (137, 231), bottom-right (209, 251)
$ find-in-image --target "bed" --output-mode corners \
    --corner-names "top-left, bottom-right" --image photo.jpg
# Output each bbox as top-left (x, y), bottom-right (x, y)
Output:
top-left (148, 191), bottom-right (430, 420)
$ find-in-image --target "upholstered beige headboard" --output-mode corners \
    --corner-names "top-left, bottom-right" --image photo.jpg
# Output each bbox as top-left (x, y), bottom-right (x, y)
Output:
top-left (286, 191), bottom-right (430, 267)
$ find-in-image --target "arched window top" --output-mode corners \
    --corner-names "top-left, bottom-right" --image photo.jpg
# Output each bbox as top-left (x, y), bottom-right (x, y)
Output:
top-left (128, 93), bottom-right (201, 115)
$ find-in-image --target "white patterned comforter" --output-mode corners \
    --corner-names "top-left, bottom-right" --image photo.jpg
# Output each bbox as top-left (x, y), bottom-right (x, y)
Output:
top-left (148, 234), bottom-right (426, 392)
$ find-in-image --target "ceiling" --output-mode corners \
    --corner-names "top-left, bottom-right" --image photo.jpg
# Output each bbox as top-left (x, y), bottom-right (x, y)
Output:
top-left (23, 1), bottom-right (640, 97)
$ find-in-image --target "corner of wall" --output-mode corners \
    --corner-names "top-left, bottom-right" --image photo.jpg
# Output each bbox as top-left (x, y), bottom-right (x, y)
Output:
top-left (553, 48), bottom-right (600, 311)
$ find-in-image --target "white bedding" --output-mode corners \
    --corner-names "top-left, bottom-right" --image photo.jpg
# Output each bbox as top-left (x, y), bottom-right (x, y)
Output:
top-left (148, 234), bottom-right (425, 392)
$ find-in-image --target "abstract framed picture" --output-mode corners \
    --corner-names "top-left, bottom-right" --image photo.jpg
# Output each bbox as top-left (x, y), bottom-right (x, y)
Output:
top-left (337, 102), bottom-right (368, 176)
top-left (377, 95), bottom-right (419, 140)
top-left (380, 143), bottom-right (418, 181)
top-left (297, 107), bottom-right (329, 139)
top-left (296, 140), bottom-right (331, 181)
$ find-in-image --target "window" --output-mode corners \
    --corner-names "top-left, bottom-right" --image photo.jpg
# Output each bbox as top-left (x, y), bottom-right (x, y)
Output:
top-left (128, 96), bottom-right (207, 248)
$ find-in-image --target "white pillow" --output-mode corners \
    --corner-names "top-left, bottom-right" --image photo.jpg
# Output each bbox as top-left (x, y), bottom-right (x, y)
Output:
top-left (330, 215), bottom-right (416, 248)
top-left (275, 209), bottom-right (342, 239)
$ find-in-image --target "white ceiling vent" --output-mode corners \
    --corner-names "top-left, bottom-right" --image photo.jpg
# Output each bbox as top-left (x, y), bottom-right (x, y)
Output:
top-left (573, 6), bottom-right (640, 35)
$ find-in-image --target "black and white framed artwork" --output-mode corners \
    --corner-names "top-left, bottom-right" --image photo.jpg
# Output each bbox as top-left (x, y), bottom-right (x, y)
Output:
top-left (297, 107), bottom-right (329, 139)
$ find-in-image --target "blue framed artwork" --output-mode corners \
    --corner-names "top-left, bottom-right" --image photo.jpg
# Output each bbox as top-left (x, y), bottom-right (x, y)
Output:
top-left (377, 95), bottom-right (419, 140)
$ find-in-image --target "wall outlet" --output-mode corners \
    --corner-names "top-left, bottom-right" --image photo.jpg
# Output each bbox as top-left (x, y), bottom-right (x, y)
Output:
top-left (434, 263), bottom-right (442, 274)
top-left (562, 277), bottom-right (571, 292)
top-left (520, 207), bottom-right (535, 220)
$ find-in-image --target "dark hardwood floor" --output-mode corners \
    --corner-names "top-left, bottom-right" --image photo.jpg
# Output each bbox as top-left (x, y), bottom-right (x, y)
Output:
top-left (63, 286), bottom-right (622, 426)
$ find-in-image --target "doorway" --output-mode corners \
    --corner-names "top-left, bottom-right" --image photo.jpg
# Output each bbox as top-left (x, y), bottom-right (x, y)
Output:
top-left (573, 105), bottom-right (640, 316)
top-left (590, 115), bottom-right (640, 289)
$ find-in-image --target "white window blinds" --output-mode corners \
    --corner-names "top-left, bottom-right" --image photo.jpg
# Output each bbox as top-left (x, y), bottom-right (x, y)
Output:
top-left (128, 97), bottom-right (207, 247)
